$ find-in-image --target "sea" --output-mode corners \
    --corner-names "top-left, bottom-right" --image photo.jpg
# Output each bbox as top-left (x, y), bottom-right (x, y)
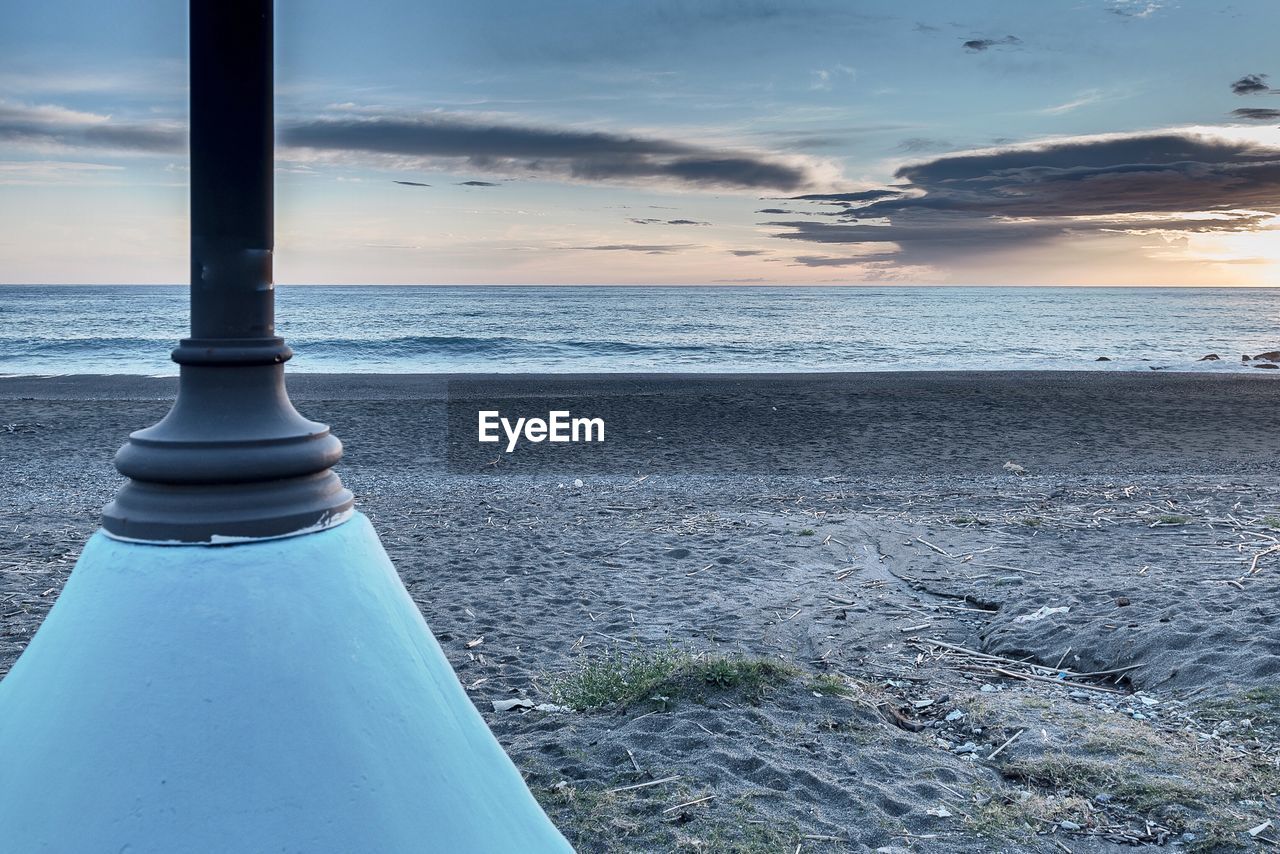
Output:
top-left (2, 285), bottom-right (1278, 375)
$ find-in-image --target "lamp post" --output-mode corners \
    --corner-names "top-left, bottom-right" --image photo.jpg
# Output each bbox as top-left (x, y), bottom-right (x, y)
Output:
top-left (0, 2), bottom-right (571, 850)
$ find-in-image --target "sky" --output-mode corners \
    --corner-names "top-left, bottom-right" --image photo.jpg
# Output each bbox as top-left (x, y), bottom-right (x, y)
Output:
top-left (2, 0), bottom-right (1280, 286)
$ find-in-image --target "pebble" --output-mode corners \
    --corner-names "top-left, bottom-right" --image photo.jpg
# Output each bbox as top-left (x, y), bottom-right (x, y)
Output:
top-left (980, 684), bottom-right (996, 693)
top-left (945, 709), bottom-right (965, 722)
top-left (573, 479), bottom-right (584, 488)
top-left (1059, 820), bottom-right (1082, 831)
top-left (953, 742), bottom-right (978, 755)
top-left (1094, 793), bottom-right (1113, 804)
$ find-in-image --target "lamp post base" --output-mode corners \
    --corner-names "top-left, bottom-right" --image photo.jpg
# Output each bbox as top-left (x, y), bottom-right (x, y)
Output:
top-left (0, 513), bottom-right (570, 852)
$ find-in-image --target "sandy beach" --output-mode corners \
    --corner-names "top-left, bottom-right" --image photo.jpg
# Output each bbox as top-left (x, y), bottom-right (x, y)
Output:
top-left (3, 371), bottom-right (1279, 852)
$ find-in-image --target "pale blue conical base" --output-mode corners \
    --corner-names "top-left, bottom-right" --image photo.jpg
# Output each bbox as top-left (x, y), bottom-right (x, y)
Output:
top-left (0, 513), bottom-right (570, 852)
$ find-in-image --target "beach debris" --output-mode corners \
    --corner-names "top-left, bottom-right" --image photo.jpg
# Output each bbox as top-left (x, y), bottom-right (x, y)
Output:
top-left (1248, 819), bottom-right (1274, 838)
top-left (534, 703), bottom-right (571, 713)
top-left (877, 702), bottom-right (924, 732)
top-left (912, 638), bottom-right (1132, 694)
top-left (465, 636), bottom-right (484, 648)
top-left (1013, 605), bottom-right (1070, 624)
top-left (491, 698), bottom-right (535, 712)
top-left (944, 709), bottom-right (965, 722)
top-left (572, 478), bottom-right (584, 488)
top-left (925, 805), bottom-right (952, 818)
top-left (1002, 461), bottom-right (1028, 476)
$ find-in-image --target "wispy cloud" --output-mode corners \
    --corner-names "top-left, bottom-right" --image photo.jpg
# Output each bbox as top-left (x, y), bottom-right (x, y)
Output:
top-left (571, 243), bottom-right (696, 254)
top-left (0, 100), bottom-right (183, 155)
top-left (0, 159), bottom-right (124, 185)
top-left (809, 64), bottom-right (855, 91)
top-left (1039, 89), bottom-right (1105, 116)
top-left (1106, 1), bottom-right (1164, 19)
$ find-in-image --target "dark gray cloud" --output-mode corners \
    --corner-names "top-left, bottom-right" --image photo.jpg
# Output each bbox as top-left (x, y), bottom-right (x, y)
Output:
top-left (962, 35), bottom-right (1020, 52)
top-left (786, 189), bottom-right (903, 205)
top-left (768, 130), bottom-right (1280, 264)
top-left (1231, 74), bottom-right (1272, 95)
top-left (755, 208), bottom-right (791, 214)
top-left (283, 113), bottom-right (815, 191)
top-left (860, 133), bottom-right (1280, 218)
top-left (728, 249), bottom-right (768, 256)
top-left (0, 101), bottom-right (183, 154)
top-left (791, 254), bottom-right (895, 267)
top-left (1231, 108), bottom-right (1280, 121)
top-left (394, 180), bottom-right (430, 186)
top-left (458, 180), bottom-right (499, 186)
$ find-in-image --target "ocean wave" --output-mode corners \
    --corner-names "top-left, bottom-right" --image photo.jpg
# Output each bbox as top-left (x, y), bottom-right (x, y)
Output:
top-left (292, 335), bottom-right (737, 358)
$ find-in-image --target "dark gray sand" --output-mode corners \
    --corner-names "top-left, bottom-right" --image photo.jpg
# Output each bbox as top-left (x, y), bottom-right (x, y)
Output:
top-left (3, 372), bottom-right (1279, 852)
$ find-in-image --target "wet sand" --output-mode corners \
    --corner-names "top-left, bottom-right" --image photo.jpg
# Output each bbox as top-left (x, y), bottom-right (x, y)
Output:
top-left (2, 371), bottom-right (1279, 851)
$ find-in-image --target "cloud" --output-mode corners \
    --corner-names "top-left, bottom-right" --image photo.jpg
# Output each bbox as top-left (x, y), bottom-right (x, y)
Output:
top-left (791, 254), bottom-right (896, 267)
top-left (768, 128), bottom-right (1280, 266)
top-left (785, 189), bottom-right (903, 204)
top-left (458, 180), bottom-right (499, 186)
top-left (394, 180), bottom-right (431, 186)
top-left (728, 249), bottom-right (768, 256)
top-left (627, 216), bottom-right (710, 225)
top-left (1231, 74), bottom-right (1272, 95)
top-left (1107, 1), bottom-right (1163, 18)
top-left (0, 159), bottom-right (125, 185)
top-left (0, 100), bottom-right (183, 155)
top-left (810, 63), bottom-right (855, 91)
top-left (897, 137), bottom-right (952, 153)
top-left (1039, 90), bottom-right (1104, 116)
top-left (282, 111), bottom-right (820, 192)
top-left (572, 243), bottom-right (695, 254)
top-left (1232, 108), bottom-right (1280, 121)
top-left (962, 35), bottom-right (1020, 52)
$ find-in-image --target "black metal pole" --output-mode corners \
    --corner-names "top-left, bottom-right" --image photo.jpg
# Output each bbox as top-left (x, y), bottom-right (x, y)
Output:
top-left (102, 0), bottom-right (353, 542)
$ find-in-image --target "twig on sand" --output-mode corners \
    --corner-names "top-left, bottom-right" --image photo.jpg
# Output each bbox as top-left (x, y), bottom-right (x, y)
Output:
top-left (987, 728), bottom-right (1024, 761)
top-left (606, 775), bottom-right (681, 794)
top-left (663, 794), bottom-right (715, 814)
top-left (987, 666), bottom-right (1127, 694)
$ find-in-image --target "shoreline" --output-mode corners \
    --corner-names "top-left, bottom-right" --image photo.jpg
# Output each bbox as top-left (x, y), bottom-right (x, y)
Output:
top-left (5, 371), bottom-right (1278, 478)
